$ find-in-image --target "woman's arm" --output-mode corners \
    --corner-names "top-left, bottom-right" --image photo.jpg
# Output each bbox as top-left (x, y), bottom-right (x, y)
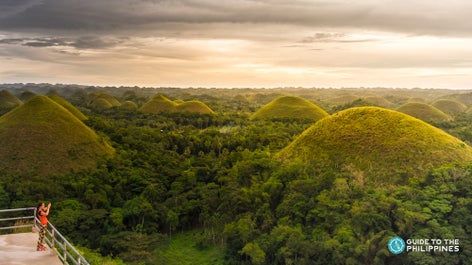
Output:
top-left (44, 203), bottom-right (51, 216)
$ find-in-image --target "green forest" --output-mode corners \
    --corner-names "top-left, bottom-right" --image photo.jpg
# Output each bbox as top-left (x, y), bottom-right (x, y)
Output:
top-left (1, 85), bottom-right (472, 265)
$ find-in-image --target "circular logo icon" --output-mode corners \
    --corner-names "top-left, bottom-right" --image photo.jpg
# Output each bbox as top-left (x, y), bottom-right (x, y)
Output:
top-left (388, 236), bottom-right (406, 254)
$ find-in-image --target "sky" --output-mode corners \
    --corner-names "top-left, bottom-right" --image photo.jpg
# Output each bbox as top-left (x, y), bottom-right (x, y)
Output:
top-left (1, 0), bottom-right (472, 89)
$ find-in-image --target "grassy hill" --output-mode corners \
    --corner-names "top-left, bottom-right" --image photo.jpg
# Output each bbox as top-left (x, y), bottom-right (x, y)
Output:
top-left (89, 93), bottom-right (121, 109)
top-left (407, 97), bottom-right (426, 103)
top-left (363, 96), bottom-right (395, 108)
top-left (431, 99), bottom-right (467, 115)
top-left (0, 95), bottom-right (114, 175)
top-left (49, 94), bottom-right (87, 120)
top-left (396, 102), bottom-right (452, 123)
top-left (324, 94), bottom-right (359, 105)
top-left (120, 100), bottom-right (138, 110)
top-left (277, 107), bottom-right (472, 185)
top-left (175, 101), bottom-right (215, 115)
top-left (0, 90), bottom-right (22, 115)
top-left (90, 98), bottom-right (114, 109)
top-left (250, 96), bottom-right (329, 121)
top-left (18, 90), bottom-right (37, 102)
top-left (140, 95), bottom-right (178, 113)
top-left (440, 92), bottom-right (472, 106)
top-left (140, 95), bottom-right (215, 115)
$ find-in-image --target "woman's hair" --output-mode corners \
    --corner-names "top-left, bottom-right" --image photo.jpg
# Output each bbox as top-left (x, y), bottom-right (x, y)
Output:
top-left (36, 202), bottom-right (44, 217)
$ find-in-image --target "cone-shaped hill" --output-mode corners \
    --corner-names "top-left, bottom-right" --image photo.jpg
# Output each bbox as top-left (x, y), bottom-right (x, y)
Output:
top-left (90, 98), bottom-right (113, 109)
top-left (175, 101), bottom-right (215, 114)
top-left (88, 93), bottom-right (121, 109)
top-left (48, 95), bottom-right (87, 120)
top-left (140, 95), bottom-right (215, 115)
top-left (363, 96), bottom-right (395, 108)
top-left (440, 92), bottom-right (472, 106)
top-left (250, 96), bottom-right (329, 121)
top-left (140, 95), bottom-right (177, 113)
top-left (19, 91), bottom-right (37, 102)
top-left (0, 95), bottom-right (114, 176)
top-left (120, 100), bottom-right (138, 110)
top-left (325, 94), bottom-right (359, 105)
top-left (0, 90), bottom-right (22, 114)
top-left (431, 99), bottom-right (467, 115)
top-left (396, 102), bottom-right (452, 123)
top-left (277, 107), bottom-right (472, 185)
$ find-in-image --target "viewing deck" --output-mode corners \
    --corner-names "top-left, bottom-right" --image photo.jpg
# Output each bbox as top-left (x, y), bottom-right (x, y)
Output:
top-left (0, 207), bottom-right (89, 265)
top-left (0, 232), bottom-right (62, 265)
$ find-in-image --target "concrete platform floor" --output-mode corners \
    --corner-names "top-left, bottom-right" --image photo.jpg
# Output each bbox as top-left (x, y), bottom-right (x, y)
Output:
top-left (0, 232), bottom-right (62, 265)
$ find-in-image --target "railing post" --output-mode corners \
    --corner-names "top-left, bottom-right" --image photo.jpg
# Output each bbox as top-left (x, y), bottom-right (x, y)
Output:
top-left (51, 227), bottom-right (55, 248)
top-left (33, 207), bottom-right (37, 232)
top-left (63, 243), bottom-right (67, 263)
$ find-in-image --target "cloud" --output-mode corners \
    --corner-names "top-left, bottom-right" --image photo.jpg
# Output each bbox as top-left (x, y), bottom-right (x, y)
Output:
top-left (0, 38), bottom-right (25, 45)
top-left (0, 0), bottom-right (43, 19)
top-left (71, 36), bottom-right (124, 49)
top-left (0, 36), bottom-right (123, 49)
top-left (299, 33), bottom-right (377, 43)
top-left (1, 0), bottom-right (472, 89)
top-left (0, 0), bottom-right (471, 38)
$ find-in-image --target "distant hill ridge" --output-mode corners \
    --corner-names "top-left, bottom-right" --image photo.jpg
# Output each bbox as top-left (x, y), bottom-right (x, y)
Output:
top-left (396, 102), bottom-right (452, 123)
top-left (0, 90), bottom-right (22, 114)
top-left (250, 96), bottom-right (329, 121)
top-left (363, 96), bottom-right (395, 108)
top-left (431, 99), bottom-right (467, 115)
top-left (88, 92), bottom-right (122, 109)
top-left (140, 95), bottom-right (215, 114)
top-left (278, 107), bottom-right (472, 185)
top-left (0, 95), bottom-right (114, 175)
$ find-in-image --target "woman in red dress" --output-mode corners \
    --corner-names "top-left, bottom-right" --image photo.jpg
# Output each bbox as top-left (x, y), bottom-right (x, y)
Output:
top-left (36, 202), bottom-right (51, 251)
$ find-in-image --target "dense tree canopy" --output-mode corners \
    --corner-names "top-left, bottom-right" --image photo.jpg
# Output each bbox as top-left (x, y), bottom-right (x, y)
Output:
top-left (1, 86), bottom-right (472, 265)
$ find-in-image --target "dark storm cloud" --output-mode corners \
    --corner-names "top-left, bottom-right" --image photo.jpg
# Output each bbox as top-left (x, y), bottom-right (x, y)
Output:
top-left (0, 0), bottom-right (471, 37)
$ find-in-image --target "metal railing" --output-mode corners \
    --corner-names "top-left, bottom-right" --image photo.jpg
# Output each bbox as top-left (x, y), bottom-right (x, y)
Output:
top-left (0, 207), bottom-right (90, 265)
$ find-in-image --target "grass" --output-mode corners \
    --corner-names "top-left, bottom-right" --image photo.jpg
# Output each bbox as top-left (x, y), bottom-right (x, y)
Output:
top-left (250, 95), bottom-right (329, 121)
top-left (325, 94), bottom-right (359, 105)
top-left (363, 96), bottom-right (395, 108)
top-left (278, 106), bottom-right (472, 185)
top-left (49, 94), bottom-right (87, 120)
top-left (396, 102), bottom-right (452, 123)
top-left (89, 92), bottom-right (122, 108)
top-left (140, 95), bottom-right (215, 115)
top-left (152, 230), bottom-right (225, 265)
top-left (441, 92), bottom-right (472, 106)
top-left (90, 98), bottom-right (114, 109)
top-left (431, 99), bottom-right (467, 115)
top-left (140, 95), bottom-right (178, 113)
top-left (120, 100), bottom-right (138, 110)
top-left (175, 101), bottom-right (215, 115)
top-left (0, 95), bottom-right (114, 175)
top-left (0, 90), bottom-right (22, 113)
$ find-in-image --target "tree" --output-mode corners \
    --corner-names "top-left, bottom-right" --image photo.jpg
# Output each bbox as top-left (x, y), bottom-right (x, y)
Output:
top-left (240, 242), bottom-right (265, 265)
top-left (166, 209), bottom-right (179, 239)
